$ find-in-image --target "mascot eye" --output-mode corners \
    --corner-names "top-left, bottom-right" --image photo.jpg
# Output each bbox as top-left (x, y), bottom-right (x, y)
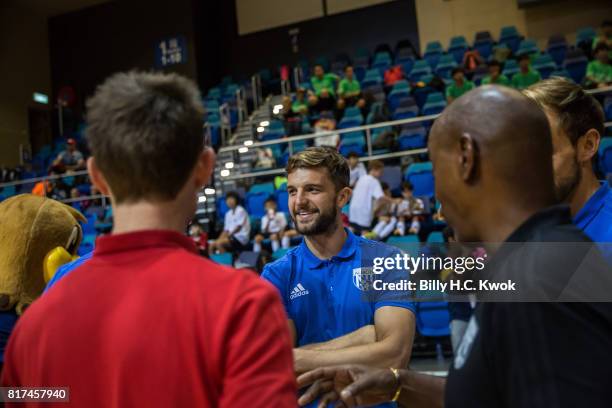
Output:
top-left (65, 225), bottom-right (81, 255)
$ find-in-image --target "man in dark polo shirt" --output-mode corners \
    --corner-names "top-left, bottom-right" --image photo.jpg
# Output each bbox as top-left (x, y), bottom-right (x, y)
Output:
top-left (295, 86), bottom-right (612, 408)
top-left (1, 72), bottom-right (297, 407)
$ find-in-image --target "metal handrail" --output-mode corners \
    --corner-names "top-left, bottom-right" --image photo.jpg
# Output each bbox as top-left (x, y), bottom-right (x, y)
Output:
top-left (218, 114), bottom-right (440, 153)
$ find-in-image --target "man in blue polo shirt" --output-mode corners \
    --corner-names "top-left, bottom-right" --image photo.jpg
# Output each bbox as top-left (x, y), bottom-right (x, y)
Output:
top-left (524, 78), bottom-right (612, 261)
top-left (262, 147), bottom-right (416, 408)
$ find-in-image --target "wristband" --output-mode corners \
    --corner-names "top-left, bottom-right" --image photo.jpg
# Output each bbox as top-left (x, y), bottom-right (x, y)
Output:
top-left (389, 367), bottom-right (402, 402)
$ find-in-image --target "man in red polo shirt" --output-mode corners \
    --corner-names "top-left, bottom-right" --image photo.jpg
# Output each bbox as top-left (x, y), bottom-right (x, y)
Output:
top-left (1, 72), bottom-right (296, 407)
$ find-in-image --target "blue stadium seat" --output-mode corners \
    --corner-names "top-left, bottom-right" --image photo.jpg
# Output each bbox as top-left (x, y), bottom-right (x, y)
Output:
top-left (380, 166), bottom-right (403, 194)
top-left (604, 97), bottom-right (612, 121)
top-left (211, 253), bottom-right (233, 266)
top-left (404, 162), bottom-right (434, 198)
top-left (393, 105), bottom-right (419, 121)
top-left (532, 53), bottom-right (557, 79)
top-left (246, 192), bottom-right (270, 217)
top-left (272, 247), bottom-right (291, 260)
top-left (388, 89), bottom-right (411, 112)
top-left (339, 143), bottom-right (365, 157)
top-left (576, 26), bottom-right (596, 46)
top-left (550, 69), bottom-right (572, 80)
top-left (275, 190), bottom-right (289, 213)
top-left (563, 49), bottom-right (588, 83)
top-left (398, 126), bottom-right (427, 150)
top-left (516, 39), bottom-right (539, 56)
top-left (338, 117), bottom-right (362, 129)
top-left (249, 182), bottom-right (275, 195)
top-left (426, 231), bottom-right (445, 243)
top-left (409, 60), bottom-right (432, 82)
top-left (343, 106), bottom-right (362, 119)
top-left (502, 59), bottom-right (519, 77)
top-left (416, 301), bottom-right (451, 337)
top-left (435, 54), bottom-right (457, 79)
top-left (547, 35), bottom-right (568, 67)
top-left (386, 235), bottom-right (420, 255)
top-left (599, 138), bottom-right (612, 175)
top-left (499, 25), bottom-right (521, 53)
top-left (1, 185), bottom-right (16, 197)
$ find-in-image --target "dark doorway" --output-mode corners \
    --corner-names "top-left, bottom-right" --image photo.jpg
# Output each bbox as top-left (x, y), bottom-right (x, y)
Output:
top-left (28, 107), bottom-right (52, 156)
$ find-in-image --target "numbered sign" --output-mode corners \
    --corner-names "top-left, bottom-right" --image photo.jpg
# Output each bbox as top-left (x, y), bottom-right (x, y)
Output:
top-left (155, 36), bottom-right (187, 68)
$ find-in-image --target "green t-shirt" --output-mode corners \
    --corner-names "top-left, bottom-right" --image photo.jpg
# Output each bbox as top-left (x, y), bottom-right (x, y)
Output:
top-left (337, 78), bottom-right (361, 97)
top-left (586, 60), bottom-right (612, 84)
top-left (481, 74), bottom-right (510, 86)
top-left (446, 80), bottom-right (475, 99)
top-left (311, 74), bottom-right (338, 96)
top-left (511, 69), bottom-right (541, 90)
top-left (291, 100), bottom-right (308, 114)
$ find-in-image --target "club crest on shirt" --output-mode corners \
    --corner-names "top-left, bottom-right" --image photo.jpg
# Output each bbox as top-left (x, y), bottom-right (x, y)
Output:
top-left (454, 315), bottom-right (479, 370)
top-left (352, 267), bottom-right (375, 291)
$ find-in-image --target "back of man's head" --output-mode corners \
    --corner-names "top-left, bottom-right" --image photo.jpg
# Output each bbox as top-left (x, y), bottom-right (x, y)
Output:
top-left (429, 86), bottom-right (556, 240)
top-left (86, 71), bottom-right (204, 204)
top-left (524, 77), bottom-right (604, 152)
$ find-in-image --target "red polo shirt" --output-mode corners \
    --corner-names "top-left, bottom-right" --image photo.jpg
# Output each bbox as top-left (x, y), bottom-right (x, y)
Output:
top-left (2, 230), bottom-right (296, 407)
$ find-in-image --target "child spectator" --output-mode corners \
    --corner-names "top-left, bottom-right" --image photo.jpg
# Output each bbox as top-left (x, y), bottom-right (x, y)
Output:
top-left (511, 54), bottom-right (541, 90)
top-left (253, 198), bottom-right (288, 253)
top-left (446, 67), bottom-right (475, 104)
top-left (347, 152), bottom-right (366, 188)
top-left (208, 192), bottom-right (251, 255)
top-left (364, 182), bottom-right (397, 240)
top-left (585, 42), bottom-right (612, 88)
top-left (189, 223), bottom-right (208, 255)
top-left (394, 182), bottom-right (425, 236)
top-left (481, 60), bottom-right (510, 86)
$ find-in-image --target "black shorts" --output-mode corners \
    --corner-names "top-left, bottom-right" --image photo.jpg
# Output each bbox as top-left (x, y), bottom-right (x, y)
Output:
top-left (349, 222), bottom-right (371, 236)
top-left (229, 236), bottom-right (248, 252)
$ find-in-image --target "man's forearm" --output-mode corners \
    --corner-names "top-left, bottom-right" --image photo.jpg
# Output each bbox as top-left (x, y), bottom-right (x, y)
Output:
top-left (295, 339), bottom-right (408, 374)
top-left (398, 370), bottom-right (445, 408)
top-left (300, 325), bottom-right (375, 351)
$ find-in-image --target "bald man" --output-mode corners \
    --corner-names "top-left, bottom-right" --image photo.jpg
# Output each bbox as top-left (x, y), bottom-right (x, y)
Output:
top-left (296, 86), bottom-right (612, 408)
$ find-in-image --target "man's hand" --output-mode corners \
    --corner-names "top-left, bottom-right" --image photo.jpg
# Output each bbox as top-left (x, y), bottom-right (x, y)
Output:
top-left (297, 365), bottom-right (398, 408)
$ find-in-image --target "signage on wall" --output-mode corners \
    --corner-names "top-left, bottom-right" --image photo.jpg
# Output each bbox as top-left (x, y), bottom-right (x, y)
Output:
top-left (155, 36), bottom-right (187, 68)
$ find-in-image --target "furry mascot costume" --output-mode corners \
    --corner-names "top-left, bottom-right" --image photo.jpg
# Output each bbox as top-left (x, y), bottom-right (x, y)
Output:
top-left (0, 194), bottom-right (85, 365)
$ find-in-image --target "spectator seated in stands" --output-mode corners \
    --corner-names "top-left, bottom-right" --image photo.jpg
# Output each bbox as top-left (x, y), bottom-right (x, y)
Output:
top-left (337, 66), bottom-right (365, 110)
top-left (51, 138), bottom-right (85, 173)
top-left (447, 67), bottom-right (475, 104)
top-left (281, 92), bottom-right (307, 136)
top-left (511, 54), bottom-right (541, 90)
top-left (253, 198), bottom-right (288, 253)
top-left (312, 114), bottom-right (339, 148)
top-left (592, 20), bottom-right (612, 55)
top-left (462, 48), bottom-right (485, 74)
top-left (363, 182), bottom-right (397, 241)
top-left (309, 64), bottom-right (339, 113)
top-left (188, 223), bottom-right (208, 255)
top-left (585, 42), bottom-right (612, 89)
top-left (254, 147), bottom-right (276, 169)
top-left (384, 65), bottom-right (404, 91)
top-left (348, 159), bottom-right (391, 235)
top-left (348, 152), bottom-right (366, 188)
top-left (393, 181), bottom-right (425, 236)
top-left (31, 170), bottom-right (70, 200)
top-left (208, 191), bottom-right (251, 255)
top-left (481, 60), bottom-right (510, 86)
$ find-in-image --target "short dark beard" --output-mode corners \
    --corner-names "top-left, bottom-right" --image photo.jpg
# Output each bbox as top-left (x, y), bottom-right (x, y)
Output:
top-left (292, 200), bottom-right (339, 236)
top-left (555, 155), bottom-right (582, 203)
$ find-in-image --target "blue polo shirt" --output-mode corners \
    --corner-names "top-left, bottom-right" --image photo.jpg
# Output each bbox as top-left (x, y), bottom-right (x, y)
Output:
top-left (574, 183), bottom-right (612, 263)
top-left (262, 229), bottom-right (415, 408)
top-left (44, 251), bottom-right (93, 293)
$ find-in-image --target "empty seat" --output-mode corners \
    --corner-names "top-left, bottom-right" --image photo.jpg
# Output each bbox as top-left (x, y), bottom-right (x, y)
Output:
top-left (248, 182), bottom-right (275, 194)
top-left (563, 49), bottom-right (588, 83)
top-left (211, 253), bottom-right (233, 266)
top-left (533, 53), bottom-right (557, 79)
top-left (499, 25), bottom-right (521, 53)
top-left (398, 126), bottom-right (427, 150)
top-left (599, 138), bottom-right (612, 175)
top-left (380, 166), bottom-right (403, 193)
top-left (246, 192), bottom-right (270, 217)
top-left (517, 39), bottom-right (539, 56)
top-left (404, 162), bottom-right (434, 198)
top-left (435, 54), bottom-right (458, 79)
top-left (502, 59), bottom-right (519, 77)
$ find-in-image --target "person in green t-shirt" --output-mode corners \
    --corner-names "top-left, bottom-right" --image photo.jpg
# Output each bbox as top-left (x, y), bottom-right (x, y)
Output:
top-left (592, 20), bottom-right (612, 58)
top-left (511, 54), bottom-right (541, 90)
top-left (481, 60), bottom-right (510, 86)
top-left (337, 66), bottom-right (366, 110)
top-left (446, 67), bottom-right (475, 104)
top-left (586, 42), bottom-right (612, 89)
top-left (291, 88), bottom-right (309, 114)
top-left (309, 65), bottom-right (339, 113)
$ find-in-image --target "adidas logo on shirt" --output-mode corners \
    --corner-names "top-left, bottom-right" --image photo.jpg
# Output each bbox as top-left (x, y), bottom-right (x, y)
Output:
top-left (290, 283), bottom-right (309, 300)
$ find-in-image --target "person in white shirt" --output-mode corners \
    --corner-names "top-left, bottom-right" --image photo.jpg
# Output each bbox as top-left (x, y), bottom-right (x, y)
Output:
top-left (364, 182), bottom-right (397, 240)
top-left (394, 181), bottom-right (425, 236)
top-left (208, 191), bottom-right (251, 255)
top-left (254, 198), bottom-right (288, 253)
top-left (348, 160), bottom-right (391, 235)
top-left (347, 152), bottom-right (366, 188)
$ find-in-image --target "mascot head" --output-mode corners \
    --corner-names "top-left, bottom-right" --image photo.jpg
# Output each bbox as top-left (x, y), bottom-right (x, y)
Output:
top-left (0, 194), bottom-right (85, 314)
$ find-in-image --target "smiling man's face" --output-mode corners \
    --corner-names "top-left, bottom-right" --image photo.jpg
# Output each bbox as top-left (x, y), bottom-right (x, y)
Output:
top-left (287, 167), bottom-right (339, 236)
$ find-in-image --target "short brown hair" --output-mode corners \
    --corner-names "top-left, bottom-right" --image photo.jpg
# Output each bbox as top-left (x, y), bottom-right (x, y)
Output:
top-left (86, 71), bottom-right (204, 203)
top-left (286, 147), bottom-right (349, 191)
top-left (368, 160), bottom-right (385, 171)
top-left (523, 77), bottom-right (604, 146)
